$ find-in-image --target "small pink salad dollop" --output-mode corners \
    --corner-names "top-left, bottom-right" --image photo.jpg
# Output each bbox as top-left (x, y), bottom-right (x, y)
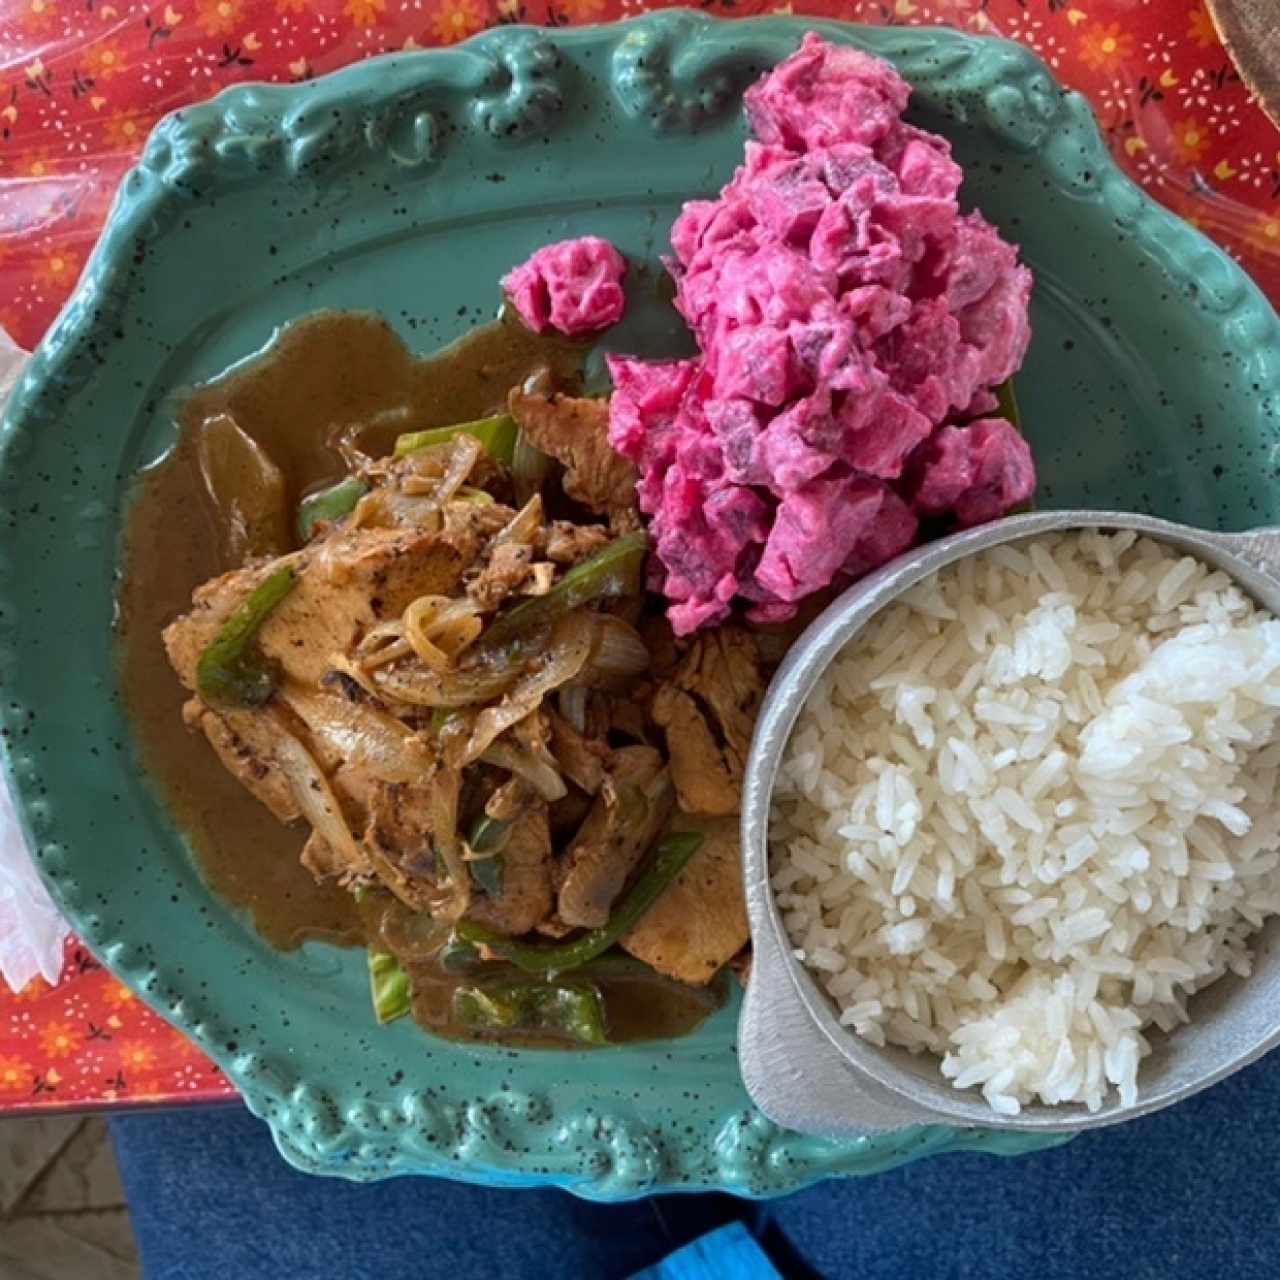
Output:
top-left (502, 236), bottom-right (627, 336)
top-left (607, 34), bottom-right (1036, 634)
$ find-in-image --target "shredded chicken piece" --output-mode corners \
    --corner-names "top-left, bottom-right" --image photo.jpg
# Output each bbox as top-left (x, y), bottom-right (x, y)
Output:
top-left (468, 542), bottom-right (534, 611)
top-left (547, 710), bottom-right (610, 795)
top-left (556, 746), bottom-right (674, 929)
top-left (621, 815), bottom-right (749, 985)
top-left (509, 390), bottom-right (639, 530)
top-left (652, 626), bottom-right (763, 816)
top-left (541, 521), bottom-right (611, 565)
top-left (465, 802), bottom-right (553, 936)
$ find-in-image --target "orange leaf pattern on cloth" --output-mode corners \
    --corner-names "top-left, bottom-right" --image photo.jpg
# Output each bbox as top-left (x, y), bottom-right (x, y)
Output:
top-left (0, 0), bottom-right (1276, 1110)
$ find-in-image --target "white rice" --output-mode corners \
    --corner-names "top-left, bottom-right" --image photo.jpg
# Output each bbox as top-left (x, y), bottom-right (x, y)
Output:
top-left (770, 531), bottom-right (1280, 1115)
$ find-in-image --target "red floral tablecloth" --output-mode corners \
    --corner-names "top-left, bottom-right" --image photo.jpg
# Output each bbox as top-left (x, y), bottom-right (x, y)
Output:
top-left (0, 0), bottom-right (1277, 1114)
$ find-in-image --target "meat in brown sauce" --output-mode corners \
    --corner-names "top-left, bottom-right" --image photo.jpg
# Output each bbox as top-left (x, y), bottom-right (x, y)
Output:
top-left (508, 389), bottom-right (639, 531)
top-left (556, 745), bottom-right (673, 929)
top-left (464, 802), bottom-right (554, 936)
top-left (621, 814), bottom-right (749, 984)
top-left (131, 309), bottom-right (772, 1049)
top-left (652, 626), bottom-right (764, 817)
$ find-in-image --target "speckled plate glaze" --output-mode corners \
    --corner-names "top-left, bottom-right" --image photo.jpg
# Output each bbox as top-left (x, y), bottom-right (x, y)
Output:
top-left (2, 13), bottom-right (1279, 1198)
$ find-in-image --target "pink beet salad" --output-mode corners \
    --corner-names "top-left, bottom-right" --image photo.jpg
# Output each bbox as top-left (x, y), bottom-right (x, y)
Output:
top-left (607, 34), bottom-right (1036, 634)
top-left (502, 236), bottom-right (628, 336)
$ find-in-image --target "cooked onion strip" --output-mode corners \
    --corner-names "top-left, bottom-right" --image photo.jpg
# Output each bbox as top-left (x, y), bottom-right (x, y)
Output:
top-left (322, 655), bottom-right (386, 704)
top-left (480, 741), bottom-right (568, 802)
top-left (495, 494), bottom-right (544, 549)
top-left (355, 621), bottom-right (414, 669)
top-left (349, 487), bottom-right (444, 533)
top-left (558, 685), bottom-right (588, 733)
top-left (269, 714), bottom-right (372, 879)
top-left (402, 596), bottom-right (483, 671)
top-left (429, 767), bottom-right (470, 918)
top-left (279, 686), bottom-right (433, 785)
top-left (448, 612), bottom-right (595, 767)
top-left (371, 660), bottom-right (522, 709)
top-left (401, 435), bottom-right (481, 506)
top-left (583, 615), bottom-right (650, 686)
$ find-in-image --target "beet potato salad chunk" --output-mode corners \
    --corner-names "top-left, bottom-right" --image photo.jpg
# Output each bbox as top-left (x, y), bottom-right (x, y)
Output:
top-left (606, 34), bottom-right (1036, 634)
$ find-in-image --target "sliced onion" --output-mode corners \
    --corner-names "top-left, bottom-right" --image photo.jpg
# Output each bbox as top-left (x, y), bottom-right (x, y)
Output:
top-left (582, 614), bottom-right (650, 687)
top-left (449, 612), bottom-right (595, 767)
top-left (372, 659), bottom-right (522, 709)
top-left (480, 741), bottom-right (568, 802)
top-left (558, 685), bottom-right (588, 734)
top-left (401, 435), bottom-right (481, 507)
top-left (350, 487), bottom-right (444, 533)
top-left (429, 766), bottom-right (470, 919)
top-left (279, 686), bottom-right (433, 785)
top-left (512, 431), bottom-right (556, 508)
top-left (452, 486), bottom-right (495, 505)
top-left (494, 494), bottom-right (544, 550)
top-left (355, 620), bottom-right (414, 669)
top-left (373, 899), bottom-right (453, 962)
top-left (323, 654), bottom-right (389, 704)
top-left (402, 596), bottom-right (482, 671)
top-left (269, 713), bottom-right (372, 878)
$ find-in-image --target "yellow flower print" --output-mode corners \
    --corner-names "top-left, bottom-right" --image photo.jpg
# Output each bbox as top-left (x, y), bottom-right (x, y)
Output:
top-left (1188, 2), bottom-right (1220, 50)
top-left (0, 1056), bottom-right (30, 1093)
top-left (1078, 22), bottom-right (1134, 72)
top-left (196, 0), bottom-right (243, 36)
top-left (431, 0), bottom-right (485, 44)
top-left (14, 974), bottom-right (51, 999)
top-left (1170, 117), bottom-right (1208, 164)
top-left (103, 112), bottom-right (155, 149)
top-left (85, 41), bottom-right (127, 81)
top-left (119, 1041), bottom-right (158, 1074)
top-left (22, 0), bottom-right (56, 33)
top-left (16, 151), bottom-right (55, 179)
top-left (35, 250), bottom-right (82, 290)
top-left (344, 0), bottom-right (386, 25)
top-left (39, 1019), bottom-right (84, 1059)
top-left (1249, 212), bottom-right (1280, 257)
top-left (276, 0), bottom-right (307, 12)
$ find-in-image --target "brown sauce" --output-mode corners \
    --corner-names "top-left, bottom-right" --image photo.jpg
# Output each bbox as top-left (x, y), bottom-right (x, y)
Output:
top-left (117, 309), bottom-right (722, 1046)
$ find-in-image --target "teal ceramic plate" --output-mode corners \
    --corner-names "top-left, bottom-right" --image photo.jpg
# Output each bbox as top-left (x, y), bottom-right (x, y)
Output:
top-left (2, 13), bottom-right (1279, 1198)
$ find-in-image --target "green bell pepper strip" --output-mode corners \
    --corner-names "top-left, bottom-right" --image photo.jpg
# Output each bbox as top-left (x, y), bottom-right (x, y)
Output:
top-left (393, 413), bottom-right (518, 465)
top-left (452, 981), bottom-right (607, 1045)
top-left (296, 478), bottom-right (368, 542)
top-left (195, 565), bottom-right (296, 709)
top-left (437, 938), bottom-right (484, 974)
top-left (368, 951), bottom-right (412, 1025)
top-left (466, 815), bottom-right (511, 898)
top-left (456, 831), bottom-right (703, 977)
top-left (474, 530), bottom-right (648, 657)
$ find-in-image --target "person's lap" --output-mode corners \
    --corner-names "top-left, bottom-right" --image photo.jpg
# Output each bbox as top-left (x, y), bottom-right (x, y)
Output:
top-left (110, 1045), bottom-right (1280, 1280)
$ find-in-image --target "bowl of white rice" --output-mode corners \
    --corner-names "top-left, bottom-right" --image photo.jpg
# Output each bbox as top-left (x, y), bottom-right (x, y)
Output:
top-left (741, 510), bottom-right (1280, 1132)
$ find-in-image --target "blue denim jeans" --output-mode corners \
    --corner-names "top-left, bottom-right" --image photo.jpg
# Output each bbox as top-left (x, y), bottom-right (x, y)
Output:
top-left (110, 1044), bottom-right (1280, 1280)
